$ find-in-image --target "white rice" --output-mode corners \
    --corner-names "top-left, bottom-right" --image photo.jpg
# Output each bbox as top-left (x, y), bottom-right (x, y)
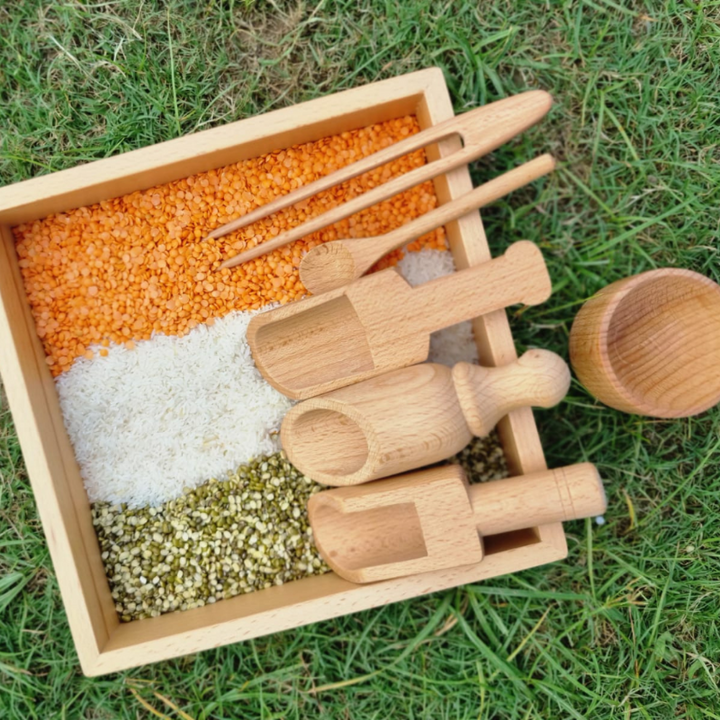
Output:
top-left (397, 249), bottom-right (479, 366)
top-left (56, 310), bottom-right (293, 507)
top-left (57, 249), bottom-right (477, 509)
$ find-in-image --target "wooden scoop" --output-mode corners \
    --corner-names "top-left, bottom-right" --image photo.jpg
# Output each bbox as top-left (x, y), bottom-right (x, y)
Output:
top-left (299, 154), bottom-right (556, 294)
top-left (216, 90), bottom-right (553, 267)
top-left (308, 463), bottom-right (607, 584)
top-left (247, 241), bottom-right (551, 399)
top-left (282, 349), bottom-right (570, 485)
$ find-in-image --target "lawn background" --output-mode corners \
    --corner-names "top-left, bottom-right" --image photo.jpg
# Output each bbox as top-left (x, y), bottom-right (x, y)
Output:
top-left (1, 0), bottom-right (719, 717)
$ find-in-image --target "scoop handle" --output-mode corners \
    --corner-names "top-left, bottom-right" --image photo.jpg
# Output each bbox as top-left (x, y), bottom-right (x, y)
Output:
top-left (468, 463), bottom-right (607, 535)
top-left (452, 349), bottom-right (570, 437)
top-left (405, 241), bottom-right (551, 334)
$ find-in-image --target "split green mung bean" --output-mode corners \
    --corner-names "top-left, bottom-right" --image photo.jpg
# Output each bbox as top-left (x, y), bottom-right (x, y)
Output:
top-left (92, 452), bottom-right (329, 622)
top-left (93, 436), bottom-right (507, 623)
top-left (450, 432), bottom-right (508, 484)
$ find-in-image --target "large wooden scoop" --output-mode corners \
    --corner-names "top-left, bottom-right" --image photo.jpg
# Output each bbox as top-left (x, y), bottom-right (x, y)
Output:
top-left (282, 349), bottom-right (570, 485)
top-left (299, 154), bottom-right (556, 295)
top-left (247, 241), bottom-right (551, 399)
top-left (308, 463), bottom-right (607, 584)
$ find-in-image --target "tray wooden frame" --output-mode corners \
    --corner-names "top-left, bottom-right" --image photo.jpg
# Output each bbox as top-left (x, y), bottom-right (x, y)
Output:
top-left (0, 68), bottom-right (566, 676)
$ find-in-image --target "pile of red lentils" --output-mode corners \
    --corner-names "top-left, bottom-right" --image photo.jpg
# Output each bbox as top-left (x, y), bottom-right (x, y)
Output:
top-left (14, 116), bottom-right (447, 376)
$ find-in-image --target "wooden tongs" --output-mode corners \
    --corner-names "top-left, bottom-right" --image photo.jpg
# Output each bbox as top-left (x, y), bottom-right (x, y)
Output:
top-left (210, 90), bottom-right (553, 268)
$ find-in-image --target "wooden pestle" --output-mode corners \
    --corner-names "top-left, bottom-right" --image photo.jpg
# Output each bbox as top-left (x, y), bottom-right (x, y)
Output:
top-left (308, 462), bottom-right (607, 584)
top-left (281, 349), bottom-right (570, 486)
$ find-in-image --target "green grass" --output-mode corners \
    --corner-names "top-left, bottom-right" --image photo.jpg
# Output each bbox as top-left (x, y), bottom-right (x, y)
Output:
top-left (2, 0), bottom-right (720, 717)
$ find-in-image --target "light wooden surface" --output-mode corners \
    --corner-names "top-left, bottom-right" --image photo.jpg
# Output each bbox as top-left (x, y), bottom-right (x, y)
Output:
top-left (453, 348), bottom-right (570, 437)
top-left (282, 363), bottom-right (465, 485)
top-left (248, 241), bottom-right (551, 399)
top-left (0, 226), bottom-right (118, 673)
top-left (414, 79), bottom-right (558, 489)
top-left (569, 268), bottom-right (720, 418)
top-left (470, 462), bottom-right (606, 535)
top-left (300, 154), bottom-right (556, 294)
top-left (0, 68), bottom-right (568, 676)
top-left (215, 90), bottom-right (553, 265)
top-left (308, 463), bottom-right (605, 583)
top-left (281, 350), bottom-right (569, 485)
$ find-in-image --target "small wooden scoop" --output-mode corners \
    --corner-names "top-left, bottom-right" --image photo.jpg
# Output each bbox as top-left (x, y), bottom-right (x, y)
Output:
top-left (247, 241), bottom-right (551, 399)
top-left (216, 90), bottom-right (553, 267)
top-left (299, 154), bottom-right (555, 295)
top-left (282, 349), bottom-right (570, 485)
top-left (308, 463), bottom-right (607, 584)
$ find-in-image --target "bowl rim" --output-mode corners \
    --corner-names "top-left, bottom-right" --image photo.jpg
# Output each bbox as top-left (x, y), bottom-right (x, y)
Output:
top-left (595, 267), bottom-right (720, 416)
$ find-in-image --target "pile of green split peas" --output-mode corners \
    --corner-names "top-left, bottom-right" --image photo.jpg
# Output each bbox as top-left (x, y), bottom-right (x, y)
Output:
top-left (93, 435), bottom-right (507, 621)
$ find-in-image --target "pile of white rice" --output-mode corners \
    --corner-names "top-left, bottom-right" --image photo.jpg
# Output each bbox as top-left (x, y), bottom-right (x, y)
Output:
top-left (56, 309), bottom-right (292, 507)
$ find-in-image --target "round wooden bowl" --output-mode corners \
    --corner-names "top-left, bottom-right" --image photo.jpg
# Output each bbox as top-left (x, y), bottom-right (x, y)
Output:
top-left (569, 268), bottom-right (720, 418)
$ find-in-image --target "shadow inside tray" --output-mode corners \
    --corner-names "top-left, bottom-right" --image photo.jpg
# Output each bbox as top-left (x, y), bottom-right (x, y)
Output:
top-left (483, 527), bottom-right (540, 555)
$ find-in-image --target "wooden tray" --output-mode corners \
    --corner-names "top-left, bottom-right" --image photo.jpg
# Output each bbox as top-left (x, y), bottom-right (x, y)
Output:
top-left (0, 68), bottom-right (566, 676)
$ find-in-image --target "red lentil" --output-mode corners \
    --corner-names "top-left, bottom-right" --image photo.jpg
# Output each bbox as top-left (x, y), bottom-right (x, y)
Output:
top-left (14, 116), bottom-right (447, 376)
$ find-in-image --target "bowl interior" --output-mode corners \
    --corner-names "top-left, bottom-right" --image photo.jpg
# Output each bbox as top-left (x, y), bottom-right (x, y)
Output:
top-left (607, 273), bottom-right (720, 416)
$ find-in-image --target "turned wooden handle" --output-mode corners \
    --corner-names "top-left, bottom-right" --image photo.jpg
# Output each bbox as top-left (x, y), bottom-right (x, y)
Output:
top-left (407, 241), bottom-right (551, 334)
top-left (469, 463), bottom-right (606, 535)
top-left (452, 349), bottom-right (570, 436)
